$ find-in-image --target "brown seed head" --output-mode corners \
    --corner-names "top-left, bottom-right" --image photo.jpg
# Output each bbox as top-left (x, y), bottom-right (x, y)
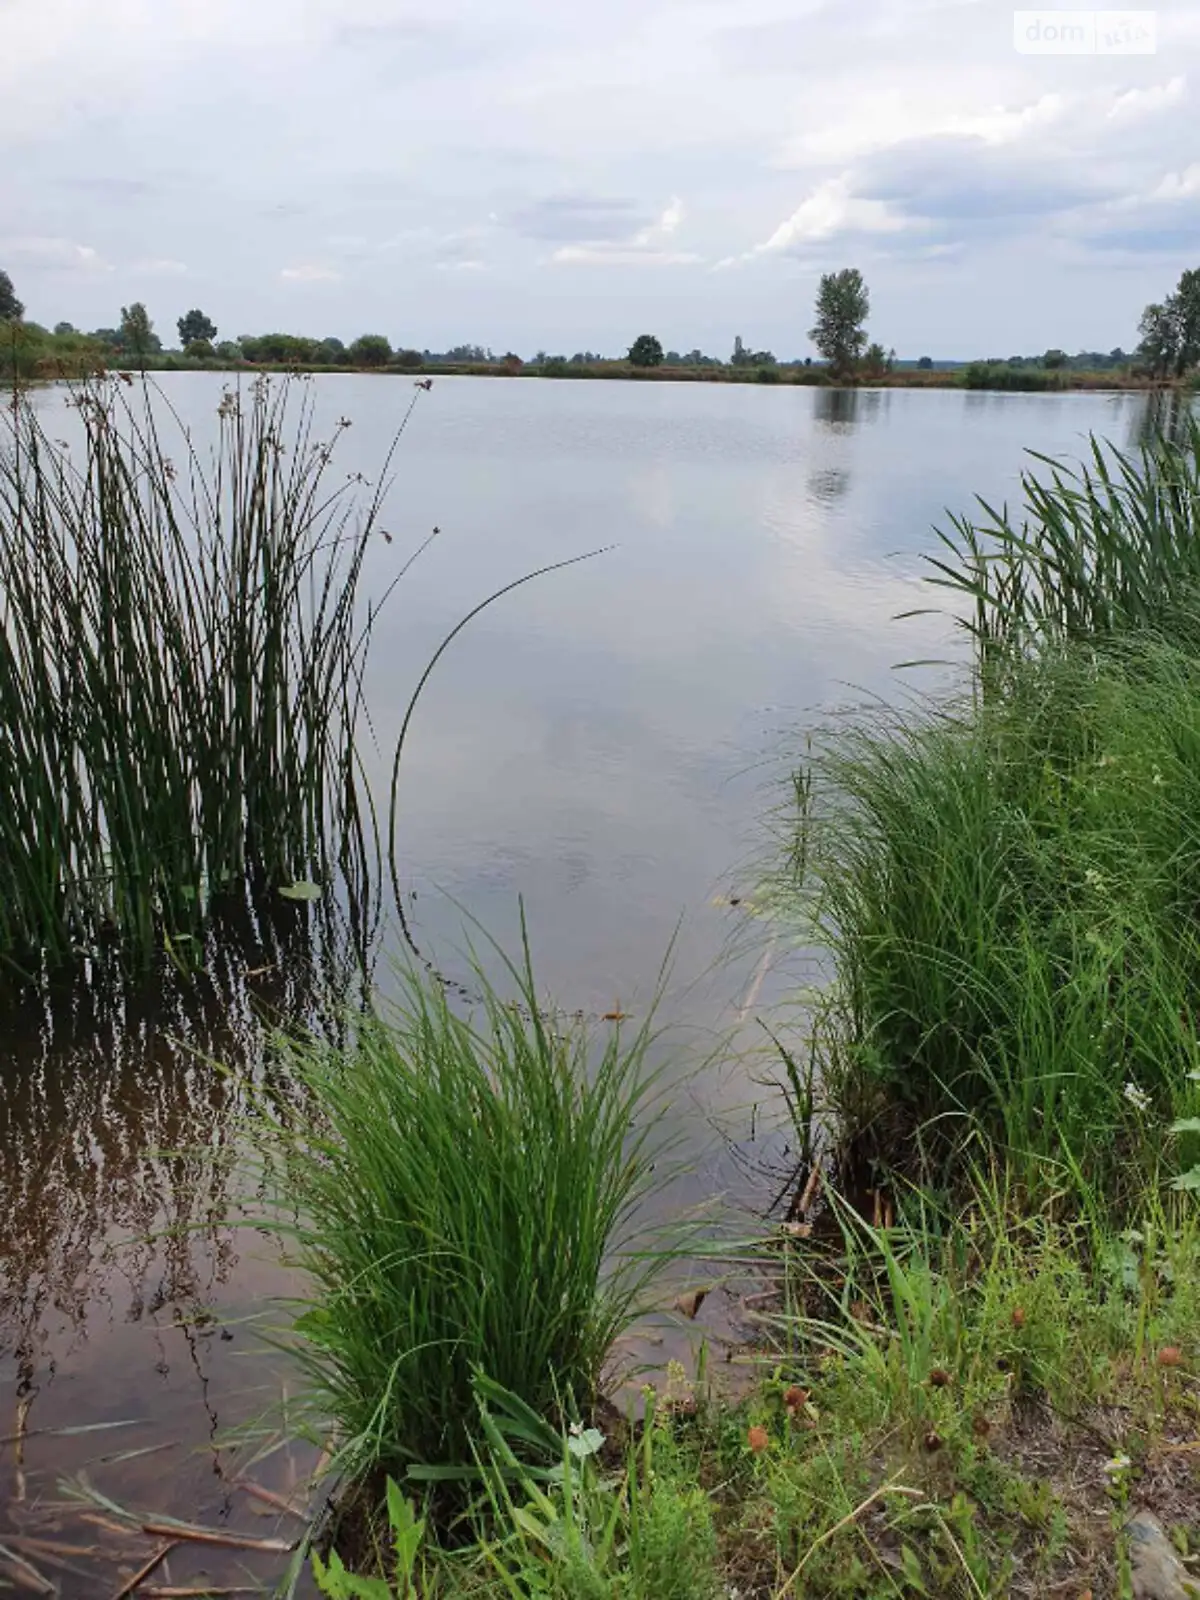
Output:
top-left (929, 1368), bottom-right (952, 1388)
top-left (1158, 1345), bottom-right (1183, 1368)
top-left (747, 1425), bottom-right (769, 1454)
top-left (783, 1385), bottom-right (809, 1412)
top-left (972, 1413), bottom-right (992, 1439)
top-left (923, 1429), bottom-right (943, 1453)
top-left (1011, 1306), bottom-right (1027, 1330)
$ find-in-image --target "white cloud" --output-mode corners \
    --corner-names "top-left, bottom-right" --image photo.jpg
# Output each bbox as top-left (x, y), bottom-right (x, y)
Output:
top-left (2, 236), bottom-right (111, 273)
top-left (717, 177), bottom-right (912, 268)
top-left (1107, 75), bottom-right (1186, 122)
top-left (551, 245), bottom-right (700, 266)
top-left (1147, 165), bottom-right (1200, 203)
top-left (279, 263), bottom-right (341, 282)
top-left (549, 193), bottom-right (698, 267)
top-left (133, 256), bottom-right (187, 276)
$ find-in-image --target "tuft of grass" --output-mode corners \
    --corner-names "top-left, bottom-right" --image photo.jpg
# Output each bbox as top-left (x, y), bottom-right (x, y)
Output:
top-left (257, 932), bottom-right (678, 1490)
top-left (0, 373), bottom-right (421, 980)
top-left (781, 632), bottom-right (1200, 1203)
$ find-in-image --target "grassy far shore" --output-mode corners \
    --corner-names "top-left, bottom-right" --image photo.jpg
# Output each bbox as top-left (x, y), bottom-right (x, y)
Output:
top-left (1, 318), bottom-right (1189, 392)
top-left (250, 427), bottom-right (1200, 1599)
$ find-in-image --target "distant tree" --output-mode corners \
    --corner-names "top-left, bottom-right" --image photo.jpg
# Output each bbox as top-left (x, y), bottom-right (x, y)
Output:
top-left (1136, 303), bottom-right (1178, 378)
top-left (54, 320), bottom-right (76, 336)
top-left (0, 269), bottom-right (23, 323)
top-left (809, 268), bottom-right (870, 377)
top-left (503, 351), bottom-right (523, 370)
top-left (627, 334), bottom-right (664, 368)
top-left (862, 341), bottom-right (888, 377)
top-left (395, 348), bottom-right (424, 370)
top-left (184, 338), bottom-right (216, 360)
top-left (731, 335), bottom-right (750, 367)
top-left (177, 308), bottom-right (217, 347)
top-left (665, 349), bottom-right (681, 364)
top-left (318, 337), bottom-right (346, 363)
top-left (216, 340), bottom-right (242, 361)
top-left (1172, 268), bottom-right (1200, 375)
top-left (119, 302), bottom-right (158, 363)
top-left (1042, 348), bottom-right (1068, 369)
top-left (349, 333), bottom-right (391, 367)
top-left (917, 355), bottom-right (933, 370)
top-left (1109, 347), bottom-right (1128, 364)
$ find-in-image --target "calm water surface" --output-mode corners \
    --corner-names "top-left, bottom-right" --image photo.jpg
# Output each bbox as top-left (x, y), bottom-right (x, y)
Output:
top-left (0, 376), bottom-right (1164, 1592)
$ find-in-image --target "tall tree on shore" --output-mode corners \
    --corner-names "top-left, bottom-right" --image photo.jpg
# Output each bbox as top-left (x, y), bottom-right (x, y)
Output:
top-left (177, 308), bottom-right (217, 347)
top-left (1137, 267), bottom-right (1200, 378)
top-left (809, 268), bottom-right (870, 377)
top-left (0, 269), bottom-right (23, 323)
top-left (627, 333), bottom-right (664, 367)
top-left (1138, 302), bottom-right (1179, 379)
top-left (120, 302), bottom-right (157, 364)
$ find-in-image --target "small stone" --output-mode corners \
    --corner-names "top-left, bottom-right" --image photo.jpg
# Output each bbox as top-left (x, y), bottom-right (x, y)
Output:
top-left (1125, 1509), bottom-right (1199, 1599)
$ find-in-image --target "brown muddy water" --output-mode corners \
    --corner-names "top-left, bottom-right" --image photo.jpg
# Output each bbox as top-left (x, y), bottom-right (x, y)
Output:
top-left (0, 376), bottom-right (1174, 1594)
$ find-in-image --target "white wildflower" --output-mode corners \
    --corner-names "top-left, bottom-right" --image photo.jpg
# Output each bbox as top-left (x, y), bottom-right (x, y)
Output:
top-left (1103, 1453), bottom-right (1132, 1480)
top-left (1123, 1082), bottom-right (1151, 1114)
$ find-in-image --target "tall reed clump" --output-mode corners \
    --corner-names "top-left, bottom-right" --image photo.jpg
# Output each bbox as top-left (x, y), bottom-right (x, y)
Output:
top-left (928, 415), bottom-right (1200, 665)
top-left (0, 374), bottom-right (413, 980)
top-left (780, 422), bottom-right (1200, 1207)
top-left (257, 941), bottom-right (674, 1488)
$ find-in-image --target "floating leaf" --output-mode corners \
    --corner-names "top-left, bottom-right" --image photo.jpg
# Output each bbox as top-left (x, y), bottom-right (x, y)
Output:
top-left (278, 880), bottom-right (322, 902)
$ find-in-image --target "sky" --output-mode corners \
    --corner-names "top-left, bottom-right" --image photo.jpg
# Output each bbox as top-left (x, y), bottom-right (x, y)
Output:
top-left (1, 0), bottom-right (1197, 358)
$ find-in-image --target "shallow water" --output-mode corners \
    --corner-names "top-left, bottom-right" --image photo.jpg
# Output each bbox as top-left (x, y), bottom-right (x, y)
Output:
top-left (0, 375), bottom-right (1172, 1592)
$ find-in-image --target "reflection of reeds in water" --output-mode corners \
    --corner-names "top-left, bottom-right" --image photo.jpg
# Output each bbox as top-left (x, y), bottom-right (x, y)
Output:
top-left (0, 373), bottom-right (422, 984)
top-left (0, 900), bottom-right (370, 1388)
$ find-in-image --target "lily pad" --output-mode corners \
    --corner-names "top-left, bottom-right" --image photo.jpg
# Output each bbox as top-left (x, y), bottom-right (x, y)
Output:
top-left (278, 880), bottom-right (323, 903)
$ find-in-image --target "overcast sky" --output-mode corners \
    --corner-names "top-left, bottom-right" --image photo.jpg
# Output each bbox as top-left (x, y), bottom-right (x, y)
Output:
top-left (2, 0), bottom-right (1196, 357)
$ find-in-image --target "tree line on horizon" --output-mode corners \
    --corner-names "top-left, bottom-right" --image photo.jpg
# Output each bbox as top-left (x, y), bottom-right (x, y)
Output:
top-left (0, 262), bottom-right (1193, 382)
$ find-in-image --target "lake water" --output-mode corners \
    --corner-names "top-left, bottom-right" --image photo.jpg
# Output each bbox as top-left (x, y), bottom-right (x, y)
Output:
top-left (0, 375), bottom-right (1170, 1593)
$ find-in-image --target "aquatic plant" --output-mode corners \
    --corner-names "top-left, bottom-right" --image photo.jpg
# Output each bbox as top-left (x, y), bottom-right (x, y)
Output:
top-left (257, 931), bottom-right (676, 1486)
top-left (0, 373), bottom-right (422, 980)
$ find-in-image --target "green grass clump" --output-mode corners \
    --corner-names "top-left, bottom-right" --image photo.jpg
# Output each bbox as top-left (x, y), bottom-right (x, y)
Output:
top-left (786, 633), bottom-right (1200, 1201)
top-left (315, 1185), bottom-right (1200, 1597)
top-left (260, 943), bottom-right (674, 1488)
top-left (0, 373), bottom-right (412, 979)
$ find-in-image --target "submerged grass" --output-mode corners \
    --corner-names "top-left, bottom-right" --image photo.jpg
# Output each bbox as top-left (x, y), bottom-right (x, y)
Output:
top-left (0, 373), bottom-right (420, 980)
top-left (256, 933), bottom-right (678, 1493)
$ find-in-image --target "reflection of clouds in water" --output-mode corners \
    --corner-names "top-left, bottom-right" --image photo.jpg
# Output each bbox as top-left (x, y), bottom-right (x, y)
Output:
top-left (627, 460), bottom-right (676, 528)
